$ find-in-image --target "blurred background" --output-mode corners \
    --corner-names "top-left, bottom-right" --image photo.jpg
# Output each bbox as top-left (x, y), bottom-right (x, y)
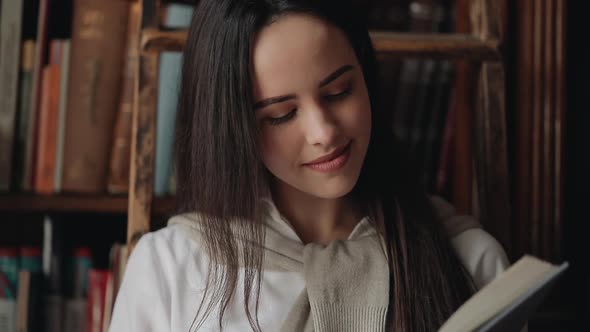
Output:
top-left (0, 0), bottom-right (586, 331)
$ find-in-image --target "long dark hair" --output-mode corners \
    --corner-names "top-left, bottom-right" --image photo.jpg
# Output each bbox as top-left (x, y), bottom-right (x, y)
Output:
top-left (174, 0), bottom-right (476, 331)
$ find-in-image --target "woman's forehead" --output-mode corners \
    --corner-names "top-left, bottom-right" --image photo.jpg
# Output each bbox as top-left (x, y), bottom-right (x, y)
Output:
top-left (251, 14), bottom-right (357, 97)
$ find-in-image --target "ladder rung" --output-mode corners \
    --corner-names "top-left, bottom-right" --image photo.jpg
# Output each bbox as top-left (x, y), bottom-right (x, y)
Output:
top-left (370, 31), bottom-right (500, 60)
top-left (141, 28), bottom-right (500, 61)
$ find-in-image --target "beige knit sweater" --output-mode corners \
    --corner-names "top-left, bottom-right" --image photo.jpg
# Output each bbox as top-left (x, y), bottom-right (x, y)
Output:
top-left (169, 196), bottom-right (480, 331)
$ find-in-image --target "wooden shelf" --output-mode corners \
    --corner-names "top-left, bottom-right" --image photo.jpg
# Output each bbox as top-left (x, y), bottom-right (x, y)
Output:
top-left (140, 28), bottom-right (501, 60)
top-left (0, 194), bottom-right (176, 215)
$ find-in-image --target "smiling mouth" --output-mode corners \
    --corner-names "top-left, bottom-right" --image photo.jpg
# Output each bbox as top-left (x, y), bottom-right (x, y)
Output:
top-left (303, 141), bottom-right (352, 173)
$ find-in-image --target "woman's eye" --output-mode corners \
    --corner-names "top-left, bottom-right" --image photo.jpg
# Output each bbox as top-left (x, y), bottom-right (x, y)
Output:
top-left (267, 109), bottom-right (296, 126)
top-left (323, 86), bottom-right (352, 101)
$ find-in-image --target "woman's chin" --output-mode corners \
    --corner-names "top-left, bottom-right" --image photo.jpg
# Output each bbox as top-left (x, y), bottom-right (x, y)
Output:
top-left (302, 177), bottom-right (358, 200)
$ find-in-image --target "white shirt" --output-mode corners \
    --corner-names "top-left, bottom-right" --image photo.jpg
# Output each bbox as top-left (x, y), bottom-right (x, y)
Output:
top-left (108, 212), bottom-right (510, 332)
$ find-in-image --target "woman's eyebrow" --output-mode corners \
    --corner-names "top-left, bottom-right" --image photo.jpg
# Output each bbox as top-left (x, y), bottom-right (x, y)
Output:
top-left (253, 64), bottom-right (354, 110)
top-left (254, 94), bottom-right (296, 110)
top-left (319, 64), bottom-right (354, 88)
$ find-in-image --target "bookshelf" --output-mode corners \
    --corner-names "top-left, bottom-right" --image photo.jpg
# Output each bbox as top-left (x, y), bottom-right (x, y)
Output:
top-left (141, 28), bottom-right (501, 59)
top-left (128, 0), bottom-right (512, 254)
top-left (0, 194), bottom-right (175, 215)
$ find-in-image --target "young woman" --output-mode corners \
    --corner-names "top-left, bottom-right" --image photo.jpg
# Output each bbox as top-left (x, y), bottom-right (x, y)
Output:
top-left (109, 0), bottom-right (510, 331)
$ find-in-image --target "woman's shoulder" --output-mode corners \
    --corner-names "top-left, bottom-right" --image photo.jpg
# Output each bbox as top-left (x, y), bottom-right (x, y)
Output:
top-left (450, 227), bottom-right (510, 290)
top-left (131, 214), bottom-right (208, 274)
top-left (135, 215), bottom-right (195, 252)
top-left (109, 214), bottom-right (209, 331)
top-left (116, 214), bottom-right (207, 291)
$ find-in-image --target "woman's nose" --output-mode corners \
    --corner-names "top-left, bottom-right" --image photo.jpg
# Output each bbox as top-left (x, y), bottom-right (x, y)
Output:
top-left (302, 102), bottom-right (339, 147)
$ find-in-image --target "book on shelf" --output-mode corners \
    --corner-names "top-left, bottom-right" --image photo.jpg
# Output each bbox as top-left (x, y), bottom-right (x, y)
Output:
top-left (34, 40), bottom-right (66, 194)
top-left (439, 255), bottom-right (568, 332)
top-left (43, 215), bottom-right (64, 332)
top-left (16, 270), bottom-right (44, 332)
top-left (63, 247), bottom-right (91, 332)
top-left (0, 298), bottom-right (17, 332)
top-left (87, 269), bottom-right (110, 332)
top-left (107, 1), bottom-right (141, 194)
top-left (154, 2), bottom-right (194, 197)
top-left (435, 89), bottom-right (456, 196)
top-left (53, 39), bottom-right (71, 194)
top-left (0, 0), bottom-right (25, 192)
top-left (0, 247), bottom-right (19, 332)
top-left (11, 0), bottom-right (39, 193)
top-left (424, 60), bottom-right (453, 193)
top-left (14, 40), bottom-right (37, 192)
top-left (23, 0), bottom-right (50, 192)
top-left (61, 0), bottom-right (130, 193)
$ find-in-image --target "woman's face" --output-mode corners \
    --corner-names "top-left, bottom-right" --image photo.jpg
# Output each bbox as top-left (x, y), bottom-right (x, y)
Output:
top-left (252, 14), bottom-right (372, 199)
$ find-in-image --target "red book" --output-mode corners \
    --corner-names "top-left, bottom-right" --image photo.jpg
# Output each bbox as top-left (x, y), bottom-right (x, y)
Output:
top-left (86, 269), bottom-right (110, 332)
top-left (34, 40), bottom-right (63, 194)
top-left (34, 65), bottom-right (61, 194)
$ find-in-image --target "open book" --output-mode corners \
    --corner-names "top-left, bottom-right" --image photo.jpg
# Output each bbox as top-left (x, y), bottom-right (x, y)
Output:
top-left (439, 255), bottom-right (569, 332)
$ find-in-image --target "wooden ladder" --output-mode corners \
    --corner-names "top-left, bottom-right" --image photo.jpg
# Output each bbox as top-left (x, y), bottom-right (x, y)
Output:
top-left (127, 0), bottom-right (512, 256)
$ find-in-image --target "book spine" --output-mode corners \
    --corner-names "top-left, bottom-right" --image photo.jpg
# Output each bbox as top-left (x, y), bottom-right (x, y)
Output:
top-left (54, 40), bottom-right (71, 193)
top-left (13, 40), bottom-right (36, 192)
top-left (19, 247), bottom-right (42, 273)
top-left (154, 52), bottom-right (182, 197)
top-left (15, 270), bottom-right (30, 332)
top-left (101, 273), bottom-right (114, 332)
top-left (86, 269), bottom-right (109, 332)
top-left (34, 67), bottom-right (52, 194)
top-left (107, 2), bottom-right (140, 194)
top-left (42, 215), bottom-right (64, 332)
top-left (27, 272), bottom-right (44, 332)
top-left (64, 247), bottom-right (91, 332)
top-left (44, 295), bottom-right (63, 332)
top-left (0, 0), bottom-right (25, 191)
top-left (11, 0), bottom-right (41, 191)
top-left (423, 60), bottom-right (453, 192)
top-left (153, 3), bottom-right (194, 197)
top-left (0, 248), bottom-right (19, 299)
top-left (34, 62), bottom-right (61, 194)
top-left (392, 59), bottom-right (421, 143)
top-left (0, 249), bottom-right (18, 332)
top-left (64, 298), bottom-right (86, 332)
top-left (23, 0), bottom-right (50, 191)
top-left (0, 298), bottom-right (16, 332)
top-left (62, 0), bottom-right (130, 193)
top-left (436, 89), bottom-right (456, 196)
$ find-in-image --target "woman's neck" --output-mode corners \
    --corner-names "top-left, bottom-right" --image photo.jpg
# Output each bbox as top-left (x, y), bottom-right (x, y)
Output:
top-left (271, 182), bottom-right (364, 245)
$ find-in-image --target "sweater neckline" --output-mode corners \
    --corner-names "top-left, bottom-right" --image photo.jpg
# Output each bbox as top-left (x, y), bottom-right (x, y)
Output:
top-left (260, 197), bottom-right (374, 244)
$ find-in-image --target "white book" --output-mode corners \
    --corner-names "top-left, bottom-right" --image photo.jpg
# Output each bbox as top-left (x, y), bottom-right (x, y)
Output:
top-left (0, 298), bottom-right (16, 332)
top-left (439, 255), bottom-right (569, 332)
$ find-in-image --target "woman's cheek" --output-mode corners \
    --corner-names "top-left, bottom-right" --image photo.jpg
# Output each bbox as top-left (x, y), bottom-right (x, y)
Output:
top-left (260, 129), bottom-right (298, 169)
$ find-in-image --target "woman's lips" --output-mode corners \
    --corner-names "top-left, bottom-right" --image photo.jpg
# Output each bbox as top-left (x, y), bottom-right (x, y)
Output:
top-left (303, 142), bottom-right (352, 173)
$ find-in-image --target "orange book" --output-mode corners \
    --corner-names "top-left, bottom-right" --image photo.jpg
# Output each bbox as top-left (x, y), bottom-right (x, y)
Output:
top-left (34, 41), bottom-right (63, 194)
